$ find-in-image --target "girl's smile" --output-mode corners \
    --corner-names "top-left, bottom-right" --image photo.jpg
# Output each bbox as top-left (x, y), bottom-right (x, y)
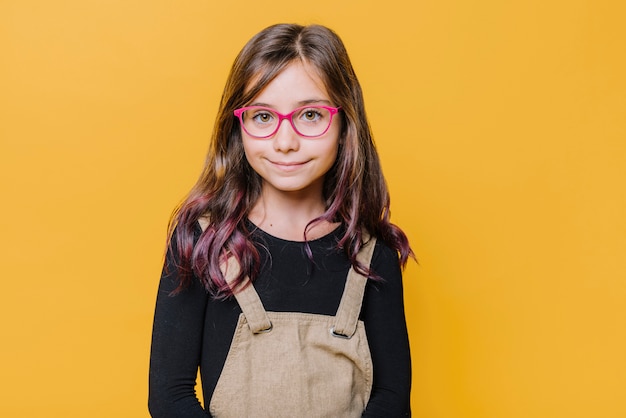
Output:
top-left (269, 160), bottom-right (310, 172)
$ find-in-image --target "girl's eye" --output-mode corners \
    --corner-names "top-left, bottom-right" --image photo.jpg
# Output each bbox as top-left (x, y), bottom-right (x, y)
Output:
top-left (252, 111), bottom-right (274, 124)
top-left (300, 109), bottom-right (323, 122)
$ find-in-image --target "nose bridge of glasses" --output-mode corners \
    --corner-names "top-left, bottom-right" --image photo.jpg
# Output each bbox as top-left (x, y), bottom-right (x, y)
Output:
top-left (273, 109), bottom-right (299, 135)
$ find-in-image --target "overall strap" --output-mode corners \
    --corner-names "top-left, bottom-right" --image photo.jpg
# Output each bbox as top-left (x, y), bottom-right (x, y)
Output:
top-left (331, 235), bottom-right (377, 338)
top-left (221, 256), bottom-right (272, 334)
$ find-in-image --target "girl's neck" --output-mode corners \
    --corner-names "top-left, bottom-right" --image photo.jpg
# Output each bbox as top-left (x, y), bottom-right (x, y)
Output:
top-left (248, 188), bottom-right (338, 242)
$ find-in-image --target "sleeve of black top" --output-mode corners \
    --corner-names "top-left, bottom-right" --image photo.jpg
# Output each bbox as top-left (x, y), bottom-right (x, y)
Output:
top-left (148, 231), bottom-right (210, 417)
top-left (362, 242), bottom-right (412, 417)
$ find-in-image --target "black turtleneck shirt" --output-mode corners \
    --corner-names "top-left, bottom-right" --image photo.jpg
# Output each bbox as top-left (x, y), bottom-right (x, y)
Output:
top-left (149, 222), bottom-right (411, 417)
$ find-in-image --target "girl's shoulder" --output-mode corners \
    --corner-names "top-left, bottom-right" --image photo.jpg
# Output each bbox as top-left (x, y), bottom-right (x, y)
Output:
top-left (370, 236), bottom-right (402, 269)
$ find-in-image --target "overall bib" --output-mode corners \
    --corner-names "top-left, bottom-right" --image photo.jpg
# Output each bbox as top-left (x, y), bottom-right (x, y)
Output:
top-left (209, 237), bottom-right (376, 418)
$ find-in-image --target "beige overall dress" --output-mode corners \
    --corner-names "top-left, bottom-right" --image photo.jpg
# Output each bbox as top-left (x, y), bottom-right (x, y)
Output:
top-left (209, 237), bottom-right (377, 418)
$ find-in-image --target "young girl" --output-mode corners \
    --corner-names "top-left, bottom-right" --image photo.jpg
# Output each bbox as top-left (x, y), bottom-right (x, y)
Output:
top-left (149, 23), bottom-right (412, 417)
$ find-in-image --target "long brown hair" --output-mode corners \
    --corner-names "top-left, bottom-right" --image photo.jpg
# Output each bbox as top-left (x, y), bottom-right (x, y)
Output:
top-left (169, 23), bottom-right (412, 297)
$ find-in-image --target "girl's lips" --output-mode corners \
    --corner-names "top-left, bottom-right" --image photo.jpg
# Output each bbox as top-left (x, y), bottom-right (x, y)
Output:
top-left (270, 160), bottom-right (309, 172)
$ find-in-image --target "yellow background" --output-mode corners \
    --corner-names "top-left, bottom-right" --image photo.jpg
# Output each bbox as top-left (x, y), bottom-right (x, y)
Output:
top-left (1, 0), bottom-right (624, 416)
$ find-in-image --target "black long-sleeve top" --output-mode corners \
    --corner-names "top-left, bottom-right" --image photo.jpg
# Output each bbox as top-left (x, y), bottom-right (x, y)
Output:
top-left (149, 222), bottom-right (411, 417)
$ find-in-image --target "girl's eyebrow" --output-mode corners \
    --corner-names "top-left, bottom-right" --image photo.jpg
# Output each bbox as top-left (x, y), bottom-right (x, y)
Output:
top-left (297, 99), bottom-right (332, 106)
top-left (249, 99), bottom-right (332, 108)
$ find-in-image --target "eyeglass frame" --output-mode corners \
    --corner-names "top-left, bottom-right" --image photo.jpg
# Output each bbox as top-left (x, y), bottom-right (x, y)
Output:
top-left (233, 105), bottom-right (341, 139)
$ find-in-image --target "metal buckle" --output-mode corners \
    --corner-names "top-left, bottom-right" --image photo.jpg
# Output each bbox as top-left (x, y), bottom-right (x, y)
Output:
top-left (329, 326), bottom-right (351, 339)
top-left (255, 321), bottom-right (273, 334)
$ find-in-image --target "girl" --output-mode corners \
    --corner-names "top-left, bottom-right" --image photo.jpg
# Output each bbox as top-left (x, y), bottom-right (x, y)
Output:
top-left (149, 23), bottom-right (412, 417)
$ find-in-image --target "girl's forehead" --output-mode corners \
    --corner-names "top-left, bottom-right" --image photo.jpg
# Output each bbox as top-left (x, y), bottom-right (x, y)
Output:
top-left (245, 61), bottom-right (330, 101)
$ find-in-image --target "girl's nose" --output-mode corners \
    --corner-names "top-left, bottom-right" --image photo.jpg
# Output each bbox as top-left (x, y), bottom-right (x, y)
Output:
top-left (272, 119), bottom-right (300, 152)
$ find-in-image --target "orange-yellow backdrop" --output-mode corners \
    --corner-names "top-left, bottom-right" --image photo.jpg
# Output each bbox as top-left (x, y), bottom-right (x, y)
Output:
top-left (1, 1), bottom-right (624, 417)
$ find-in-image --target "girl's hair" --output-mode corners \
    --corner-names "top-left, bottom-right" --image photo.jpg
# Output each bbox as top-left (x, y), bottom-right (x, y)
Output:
top-left (169, 23), bottom-right (412, 297)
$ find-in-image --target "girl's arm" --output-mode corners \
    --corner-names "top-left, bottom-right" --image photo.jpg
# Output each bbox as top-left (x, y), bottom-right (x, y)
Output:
top-left (362, 242), bottom-right (412, 417)
top-left (148, 234), bottom-right (209, 417)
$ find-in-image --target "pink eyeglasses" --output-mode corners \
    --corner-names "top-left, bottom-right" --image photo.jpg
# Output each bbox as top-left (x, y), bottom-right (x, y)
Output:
top-left (233, 105), bottom-right (341, 138)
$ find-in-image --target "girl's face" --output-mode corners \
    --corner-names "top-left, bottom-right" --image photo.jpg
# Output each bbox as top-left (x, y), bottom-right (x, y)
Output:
top-left (241, 61), bottom-right (341, 200)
